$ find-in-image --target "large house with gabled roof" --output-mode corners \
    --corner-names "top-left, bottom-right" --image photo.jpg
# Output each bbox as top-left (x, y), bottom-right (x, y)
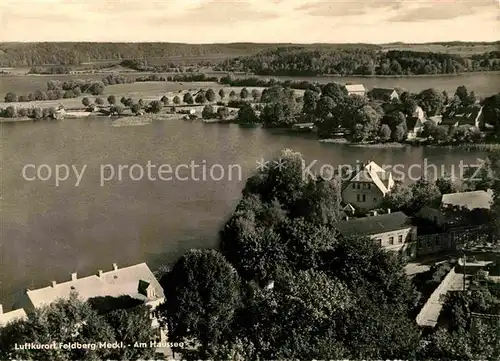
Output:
top-left (336, 211), bottom-right (417, 259)
top-left (341, 161), bottom-right (395, 212)
top-left (369, 87), bottom-right (399, 102)
top-left (441, 106), bottom-right (484, 129)
top-left (12, 262), bottom-right (166, 339)
top-left (345, 84), bottom-right (366, 97)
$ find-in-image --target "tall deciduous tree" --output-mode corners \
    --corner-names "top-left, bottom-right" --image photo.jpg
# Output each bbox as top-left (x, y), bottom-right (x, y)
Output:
top-left (240, 88), bottom-right (249, 99)
top-left (183, 93), bottom-right (194, 105)
top-left (159, 249), bottom-right (242, 359)
top-left (205, 89), bottom-right (216, 102)
top-left (418, 88), bottom-right (445, 116)
top-left (107, 95), bottom-right (116, 105)
top-left (237, 103), bottom-right (258, 124)
top-left (303, 89), bottom-right (319, 115)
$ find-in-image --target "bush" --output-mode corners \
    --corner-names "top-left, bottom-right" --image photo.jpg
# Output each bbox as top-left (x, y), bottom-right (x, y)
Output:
top-left (95, 97), bottom-right (105, 106)
top-left (4, 92), bottom-right (17, 102)
top-left (4, 106), bottom-right (17, 117)
top-left (18, 108), bottom-right (28, 117)
top-left (183, 93), bottom-right (194, 105)
top-left (149, 100), bottom-right (163, 114)
top-left (217, 106), bottom-right (230, 119)
top-left (107, 95), bottom-right (117, 105)
top-left (131, 103), bottom-right (141, 114)
top-left (206, 89), bottom-right (216, 102)
top-left (195, 92), bottom-right (207, 104)
top-left (110, 105), bottom-right (123, 115)
top-left (63, 90), bottom-right (75, 99)
top-left (240, 87), bottom-right (250, 99)
top-left (202, 105), bottom-right (215, 119)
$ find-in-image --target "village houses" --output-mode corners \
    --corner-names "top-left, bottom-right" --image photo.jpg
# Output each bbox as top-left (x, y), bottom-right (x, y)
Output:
top-left (440, 105), bottom-right (484, 129)
top-left (406, 105), bottom-right (427, 140)
top-left (12, 262), bottom-right (166, 340)
top-left (341, 161), bottom-right (395, 212)
top-left (369, 87), bottom-right (400, 102)
top-left (336, 211), bottom-right (418, 259)
top-left (345, 84), bottom-right (366, 97)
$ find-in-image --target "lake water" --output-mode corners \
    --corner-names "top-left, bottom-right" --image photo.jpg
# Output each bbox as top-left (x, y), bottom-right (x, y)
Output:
top-left (0, 117), bottom-right (489, 309)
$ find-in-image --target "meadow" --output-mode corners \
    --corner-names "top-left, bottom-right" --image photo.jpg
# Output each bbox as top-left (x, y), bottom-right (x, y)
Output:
top-left (0, 70), bottom-right (497, 110)
top-left (0, 80), bottom-right (278, 109)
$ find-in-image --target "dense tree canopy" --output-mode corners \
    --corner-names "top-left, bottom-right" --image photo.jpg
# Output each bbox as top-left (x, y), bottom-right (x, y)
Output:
top-left (219, 47), bottom-right (498, 76)
top-left (0, 293), bottom-right (156, 360)
top-left (159, 249), bottom-right (242, 359)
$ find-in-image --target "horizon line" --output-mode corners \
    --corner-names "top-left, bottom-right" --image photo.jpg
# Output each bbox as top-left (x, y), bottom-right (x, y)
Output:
top-left (1, 40), bottom-right (500, 45)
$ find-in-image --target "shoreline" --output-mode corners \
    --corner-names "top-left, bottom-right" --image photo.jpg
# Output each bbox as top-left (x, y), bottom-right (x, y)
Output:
top-left (2, 69), bottom-right (500, 79)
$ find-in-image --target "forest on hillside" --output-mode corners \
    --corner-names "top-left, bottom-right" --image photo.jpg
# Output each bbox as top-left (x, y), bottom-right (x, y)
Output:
top-left (0, 43), bottom-right (380, 67)
top-left (218, 47), bottom-right (500, 76)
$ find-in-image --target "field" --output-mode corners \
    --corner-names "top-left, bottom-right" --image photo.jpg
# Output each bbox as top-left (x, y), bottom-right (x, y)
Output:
top-left (380, 43), bottom-right (499, 56)
top-left (0, 70), bottom-right (498, 110)
top-left (0, 81), bottom-right (280, 110)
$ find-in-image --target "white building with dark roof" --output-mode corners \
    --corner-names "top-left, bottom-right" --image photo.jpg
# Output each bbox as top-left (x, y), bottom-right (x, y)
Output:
top-left (441, 189), bottom-right (493, 211)
top-left (0, 305), bottom-right (27, 327)
top-left (15, 262), bottom-right (165, 311)
top-left (342, 161), bottom-right (395, 212)
top-left (345, 84), bottom-right (366, 97)
top-left (336, 211), bottom-right (417, 258)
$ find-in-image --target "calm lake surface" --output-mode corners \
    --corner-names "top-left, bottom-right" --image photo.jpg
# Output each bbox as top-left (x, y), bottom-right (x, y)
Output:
top-left (0, 117), bottom-right (489, 309)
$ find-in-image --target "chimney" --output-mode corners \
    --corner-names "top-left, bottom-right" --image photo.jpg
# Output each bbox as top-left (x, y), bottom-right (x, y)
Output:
top-left (71, 272), bottom-right (77, 281)
top-left (51, 281), bottom-right (57, 288)
top-left (112, 263), bottom-right (118, 270)
top-left (98, 270), bottom-right (103, 277)
top-left (0, 304), bottom-right (3, 315)
top-left (387, 208), bottom-right (391, 214)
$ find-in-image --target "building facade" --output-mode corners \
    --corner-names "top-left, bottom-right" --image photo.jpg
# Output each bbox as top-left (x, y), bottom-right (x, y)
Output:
top-left (337, 211), bottom-right (418, 259)
top-left (342, 161), bottom-right (395, 212)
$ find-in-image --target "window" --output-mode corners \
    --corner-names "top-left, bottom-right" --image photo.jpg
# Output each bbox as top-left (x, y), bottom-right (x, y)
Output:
top-left (364, 183), bottom-right (370, 190)
top-left (376, 239), bottom-right (382, 246)
top-left (356, 194), bottom-right (360, 202)
top-left (398, 235), bottom-right (403, 243)
top-left (362, 194), bottom-right (366, 202)
top-left (389, 236), bottom-right (394, 245)
top-left (352, 183), bottom-right (356, 189)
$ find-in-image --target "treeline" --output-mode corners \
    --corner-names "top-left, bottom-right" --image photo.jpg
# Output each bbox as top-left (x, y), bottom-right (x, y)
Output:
top-left (0, 105), bottom-right (58, 119)
top-left (219, 47), bottom-right (500, 76)
top-left (0, 42), bottom-right (292, 67)
top-left (3, 79), bottom-right (108, 103)
top-left (27, 66), bottom-right (70, 74)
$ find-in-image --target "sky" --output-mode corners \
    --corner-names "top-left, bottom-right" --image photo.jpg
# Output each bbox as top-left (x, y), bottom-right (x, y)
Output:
top-left (0, 0), bottom-right (498, 43)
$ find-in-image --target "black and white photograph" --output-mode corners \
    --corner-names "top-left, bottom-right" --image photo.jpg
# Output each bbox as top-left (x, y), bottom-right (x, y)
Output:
top-left (0, 0), bottom-right (499, 359)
